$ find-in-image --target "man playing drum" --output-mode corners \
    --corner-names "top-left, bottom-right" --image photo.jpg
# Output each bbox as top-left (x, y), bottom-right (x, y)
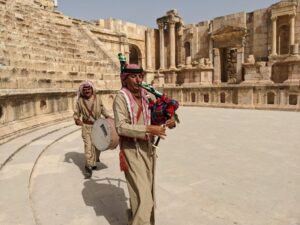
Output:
top-left (113, 64), bottom-right (175, 225)
top-left (73, 80), bottom-right (112, 179)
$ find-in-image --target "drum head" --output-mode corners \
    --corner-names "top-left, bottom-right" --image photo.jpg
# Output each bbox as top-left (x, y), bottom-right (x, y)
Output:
top-left (92, 118), bottom-right (119, 151)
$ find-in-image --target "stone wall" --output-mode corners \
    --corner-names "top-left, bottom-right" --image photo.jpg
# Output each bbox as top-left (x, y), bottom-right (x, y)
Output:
top-left (252, 9), bottom-right (270, 60)
top-left (165, 84), bottom-right (300, 111)
top-left (0, 90), bottom-right (116, 140)
top-left (213, 12), bottom-right (246, 32)
top-left (95, 18), bottom-right (156, 70)
top-left (0, 0), bottom-right (300, 140)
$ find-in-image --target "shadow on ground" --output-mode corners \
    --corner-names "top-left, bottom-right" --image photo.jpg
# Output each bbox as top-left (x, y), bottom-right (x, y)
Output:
top-left (64, 152), bottom-right (108, 177)
top-left (82, 178), bottom-right (129, 225)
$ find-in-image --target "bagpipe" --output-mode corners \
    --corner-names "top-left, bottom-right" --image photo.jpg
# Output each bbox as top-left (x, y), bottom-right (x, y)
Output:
top-left (139, 82), bottom-right (180, 147)
top-left (139, 82), bottom-right (180, 125)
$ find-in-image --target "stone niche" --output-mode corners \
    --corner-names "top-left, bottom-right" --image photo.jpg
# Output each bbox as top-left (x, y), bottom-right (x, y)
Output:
top-left (211, 25), bottom-right (247, 84)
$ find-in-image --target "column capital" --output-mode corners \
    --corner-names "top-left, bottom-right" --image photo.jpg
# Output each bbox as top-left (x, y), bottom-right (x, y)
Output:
top-left (169, 21), bottom-right (176, 27)
top-left (157, 22), bottom-right (165, 29)
top-left (271, 16), bottom-right (277, 21)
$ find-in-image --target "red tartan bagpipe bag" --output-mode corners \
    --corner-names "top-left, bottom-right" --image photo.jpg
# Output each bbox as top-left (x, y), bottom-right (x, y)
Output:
top-left (148, 94), bottom-right (179, 125)
top-left (139, 82), bottom-right (180, 126)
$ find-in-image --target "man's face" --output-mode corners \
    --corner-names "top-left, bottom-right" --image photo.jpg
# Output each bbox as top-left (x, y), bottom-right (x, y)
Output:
top-left (125, 73), bottom-right (144, 94)
top-left (82, 86), bottom-right (93, 98)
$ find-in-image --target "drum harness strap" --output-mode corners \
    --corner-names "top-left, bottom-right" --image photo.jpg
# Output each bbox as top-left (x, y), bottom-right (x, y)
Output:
top-left (82, 95), bottom-right (96, 124)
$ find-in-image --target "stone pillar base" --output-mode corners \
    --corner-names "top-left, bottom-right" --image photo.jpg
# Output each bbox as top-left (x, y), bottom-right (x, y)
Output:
top-left (290, 44), bottom-right (299, 55)
top-left (154, 71), bottom-right (165, 86)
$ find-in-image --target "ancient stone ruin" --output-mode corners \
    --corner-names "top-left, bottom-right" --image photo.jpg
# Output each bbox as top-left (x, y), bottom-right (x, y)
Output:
top-left (0, 0), bottom-right (299, 139)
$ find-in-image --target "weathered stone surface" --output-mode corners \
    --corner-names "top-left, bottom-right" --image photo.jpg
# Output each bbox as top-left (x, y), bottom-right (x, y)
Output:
top-left (0, 0), bottom-right (300, 138)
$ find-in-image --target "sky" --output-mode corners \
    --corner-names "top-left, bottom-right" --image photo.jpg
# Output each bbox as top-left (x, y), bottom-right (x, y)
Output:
top-left (58, 0), bottom-right (279, 28)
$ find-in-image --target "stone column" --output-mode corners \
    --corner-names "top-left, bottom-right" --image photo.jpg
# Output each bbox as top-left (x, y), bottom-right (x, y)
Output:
top-left (169, 21), bottom-right (176, 69)
top-left (209, 21), bottom-right (213, 63)
top-left (177, 26), bottom-right (184, 66)
top-left (146, 28), bottom-right (152, 70)
top-left (279, 90), bottom-right (286, 106)
top-left (290, 15), bottom-right (295, 46)
top-left (213, 48), bottom-right (221, 83)
top-left (236, 47), bottom-right (244, 83)
top-left (158, 22), bottom-right (165, 70)
top-left (271, 17), bottom-right (277, 56)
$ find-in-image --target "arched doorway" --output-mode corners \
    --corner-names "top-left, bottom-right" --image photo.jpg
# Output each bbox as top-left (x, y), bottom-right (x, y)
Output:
top-left (129, 45), bottom-right (141, 65)
top-left (191, 92), bottom-right (196, 102)
top-left (220, 92), bottom-right (226, 103)
top-left (267, 92), bottom-right (275, 104)
top-left (184, 42), bottom-right (191, 58)
top-left (278, 25), bottom-right (289, 55)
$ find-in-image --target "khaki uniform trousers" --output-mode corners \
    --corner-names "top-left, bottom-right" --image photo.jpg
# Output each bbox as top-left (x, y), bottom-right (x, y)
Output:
top-left (123, 141), bottom-right (155, 225)
top-left (82, 124), bottom-right (100, 167)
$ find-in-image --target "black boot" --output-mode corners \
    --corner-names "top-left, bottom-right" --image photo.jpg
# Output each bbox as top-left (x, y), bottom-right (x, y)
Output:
top-left (84, 165), bottom-right (93, 179)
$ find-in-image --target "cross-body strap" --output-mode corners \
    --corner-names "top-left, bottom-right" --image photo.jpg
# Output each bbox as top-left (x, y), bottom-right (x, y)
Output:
top-left (82, 95), bottom-right (96, 120)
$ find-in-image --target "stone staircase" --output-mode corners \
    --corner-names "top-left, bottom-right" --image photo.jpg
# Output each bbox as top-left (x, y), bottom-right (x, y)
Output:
top-left (0, 0), bottom-right (120, 90)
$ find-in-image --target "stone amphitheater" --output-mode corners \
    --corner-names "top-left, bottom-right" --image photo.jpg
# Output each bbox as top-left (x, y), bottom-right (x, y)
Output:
top-left (0, 1), bottom-right (300, 225)
top-left (0, 0), bottom-right (300, 139)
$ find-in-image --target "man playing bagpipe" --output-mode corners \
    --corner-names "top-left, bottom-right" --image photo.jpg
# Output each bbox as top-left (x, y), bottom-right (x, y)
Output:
top-left (113, 64), bottom-right (179, 225)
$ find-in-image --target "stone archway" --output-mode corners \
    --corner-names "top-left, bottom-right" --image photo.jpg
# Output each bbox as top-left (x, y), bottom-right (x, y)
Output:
top-left (267, 92), bottom-right (276, 104)
top-left (184, 42), bottom-right (191, 58)
top-left (129, 45), bottom-right (142, 66)
top-left (191, 92), bottom-right (196, 102)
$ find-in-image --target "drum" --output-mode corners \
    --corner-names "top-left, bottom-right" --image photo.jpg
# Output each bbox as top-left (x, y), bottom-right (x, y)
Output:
top-left (91, 118), bottom-right (119, 151)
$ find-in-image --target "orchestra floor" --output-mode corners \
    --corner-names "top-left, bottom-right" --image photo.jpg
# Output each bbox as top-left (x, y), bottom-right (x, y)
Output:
top-left (0, 107), bottom-right (299, 225)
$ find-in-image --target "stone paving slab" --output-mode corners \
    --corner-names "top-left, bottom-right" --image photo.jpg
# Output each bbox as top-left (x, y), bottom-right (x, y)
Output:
top-left (1, 107), bottom-right (300, 225)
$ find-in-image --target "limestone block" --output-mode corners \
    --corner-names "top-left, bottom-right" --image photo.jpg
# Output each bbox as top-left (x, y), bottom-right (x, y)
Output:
top-left (291, 43), bottom-right (299, 55)
top-left (185, 56), bottom-right (192, 67)
top-left (259, 65), bottom-right (272, 81)
top-left (200, 71), bottom-right (213, 84)
top-left (246, 55), bottom-right (255, 64)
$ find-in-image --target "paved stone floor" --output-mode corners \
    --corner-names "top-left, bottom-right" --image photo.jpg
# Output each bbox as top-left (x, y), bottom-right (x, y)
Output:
top-left (0, 107), bottom-right (300, 225)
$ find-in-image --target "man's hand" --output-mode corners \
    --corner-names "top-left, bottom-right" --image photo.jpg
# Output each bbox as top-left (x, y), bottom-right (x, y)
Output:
top-left (75, 119), bottom-right (83, 126)
top-left (146, 125), bottom-right (166, 139)
top-left (165, 116), bottom-right (176, 129)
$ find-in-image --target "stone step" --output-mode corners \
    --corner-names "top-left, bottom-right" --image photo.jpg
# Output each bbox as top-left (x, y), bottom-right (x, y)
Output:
top-left (0, 124), bottom-right (79, 225)
top-left (8, 58), bottom-right (114, 74)
top-left (1, 65), bottom-right (116, 82)
top-left (2, 0), bottom-right (120, 85)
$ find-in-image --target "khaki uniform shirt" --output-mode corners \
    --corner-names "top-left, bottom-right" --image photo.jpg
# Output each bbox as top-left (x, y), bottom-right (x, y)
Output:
top-left (73, 95), bottom-right (110, 122)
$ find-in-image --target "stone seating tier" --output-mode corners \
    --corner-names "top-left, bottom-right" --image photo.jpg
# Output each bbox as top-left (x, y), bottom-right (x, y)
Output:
top-left (0, 1), bottom-right (119, 89)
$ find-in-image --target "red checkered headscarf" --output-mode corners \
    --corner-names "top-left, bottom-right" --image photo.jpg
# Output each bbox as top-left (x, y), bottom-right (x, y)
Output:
top-left (120, 64), bottom-right (144, 87)
top-left (78, 80), bottom-right (96, 98)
